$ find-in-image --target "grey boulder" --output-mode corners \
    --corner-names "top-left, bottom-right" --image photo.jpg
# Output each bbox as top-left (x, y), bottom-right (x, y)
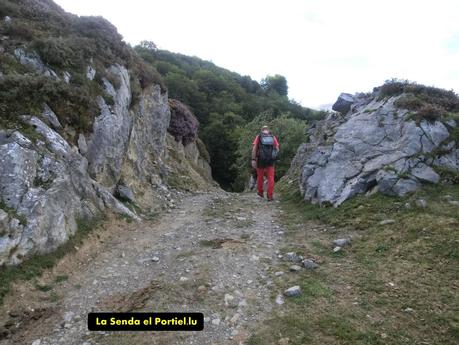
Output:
top-left (332, 93), bottom-right (354, 114)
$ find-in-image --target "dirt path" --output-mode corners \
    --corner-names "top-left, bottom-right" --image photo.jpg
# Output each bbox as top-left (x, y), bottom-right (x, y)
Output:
top-left (0, 191), bottom-right (288, 345)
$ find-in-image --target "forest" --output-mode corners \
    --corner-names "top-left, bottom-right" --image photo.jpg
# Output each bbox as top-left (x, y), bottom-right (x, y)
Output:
top-left (135, 43), bottom-right (326, 190)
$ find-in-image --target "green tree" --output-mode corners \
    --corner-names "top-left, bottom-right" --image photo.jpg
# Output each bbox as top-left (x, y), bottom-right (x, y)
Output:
top-left (133, 46), bottom-right (323, 190)
top-left (201, 112), bottom-right (244, 189)
top-left (139, 40), bottom-right (157, 51)
top-left (261, 74), bottom-right (288, 96)
top-left (232, 113), bottom-right (307, 191)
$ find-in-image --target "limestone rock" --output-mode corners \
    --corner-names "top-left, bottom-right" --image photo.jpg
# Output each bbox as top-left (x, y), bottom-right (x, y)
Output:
top-left (14, 48), bottom-right (58, 78)
top-left (86, 65), bottom-right (96, 80)
top-left (86, 65), bottom-right (133, 187)
top-left (289, 265), bottom-right (302, 272)
top-left (289, 89), bottom-right (458, 206)
top-left (78, 134), bottom-right (88, 155)
top-left (0, 116), bottom-right (137, 266)
top-left (332, 238), bottom-right (351, 247)
top-left (379, 219), bottom-right (395, 225)
top-left (63, 71), bottom-right (71, 83)
top-left (116, 184), bottom-right (135, 202)
top-left (42, 104), bottom-right (62, 130)
top-left (284, 252), bottom-right (303, 263)
top-left (332, 93), bottom-right (354, 114)
top-left (303, 259), bottom-right (318, 270)
top-left (284, 286), bottom-right (301, 297)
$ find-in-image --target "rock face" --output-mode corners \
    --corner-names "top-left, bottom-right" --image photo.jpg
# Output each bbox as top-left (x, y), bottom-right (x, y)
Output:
top-left (0, 118), bottom-right (137, 266)
top-left (290, 91), bottom-right (459, 206)
top-left (0, 61), bottom-right (214, 266)
top-left (86, 65), bottom-right (134, 187)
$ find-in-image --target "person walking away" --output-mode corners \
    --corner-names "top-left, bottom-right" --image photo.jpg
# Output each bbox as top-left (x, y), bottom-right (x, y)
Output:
top-left (251, 126), bottom-right (279, 201)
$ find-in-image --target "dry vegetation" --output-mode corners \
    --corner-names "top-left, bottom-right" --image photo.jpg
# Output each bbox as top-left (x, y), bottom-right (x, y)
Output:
top-left (377, 79), bottom-right (459, 123)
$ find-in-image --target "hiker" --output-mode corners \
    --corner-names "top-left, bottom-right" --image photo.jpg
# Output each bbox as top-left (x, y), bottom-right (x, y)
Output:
top-left (251, 126), bottom-right (280, 201)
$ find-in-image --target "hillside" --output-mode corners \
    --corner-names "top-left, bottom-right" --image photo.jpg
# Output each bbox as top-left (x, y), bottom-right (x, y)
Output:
top-left (135, 46), bottom-right (325, 189)
top-left (0, 0), bottom-right (216, 267)
top-left (0, 0), bottom-right (164, 135)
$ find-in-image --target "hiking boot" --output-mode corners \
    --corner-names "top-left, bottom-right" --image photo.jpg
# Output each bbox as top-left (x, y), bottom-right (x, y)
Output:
top-left (267, 197), bottom-right (274, 202)
top-left (257, 192), bottom-right (264, 198)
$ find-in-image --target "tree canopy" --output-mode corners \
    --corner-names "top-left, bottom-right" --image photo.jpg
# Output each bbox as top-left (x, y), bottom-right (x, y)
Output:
top-left (261, 74), bottom-right (288, 96)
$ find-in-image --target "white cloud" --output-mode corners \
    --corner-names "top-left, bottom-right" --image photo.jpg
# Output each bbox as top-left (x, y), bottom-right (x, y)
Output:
top-left (54, 0), bottom-right (459, 108)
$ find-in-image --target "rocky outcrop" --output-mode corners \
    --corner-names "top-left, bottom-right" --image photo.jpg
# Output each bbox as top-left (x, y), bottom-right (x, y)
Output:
top-left (332, 93), bottom-right (354, 114)
top-left (0, 117), bottom-right (137, 266)
top-left (14, 48), bottom-right (59, 79)
top-left (0, 2), bottom-right (216, 266)
top-left (164, 134), bottom-right (215, 191)
top-left (85, 64), bottom-right (134, 187)
top-left (0, 61), bottom-right (214, 265)
top-left (290, 89), bottom-right (459, 206)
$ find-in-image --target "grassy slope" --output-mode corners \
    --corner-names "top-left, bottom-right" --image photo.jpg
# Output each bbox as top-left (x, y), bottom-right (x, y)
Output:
top-left (0, 0), bottom-right (163, 137)
top-left (248, 182), bottom-right (459, 345)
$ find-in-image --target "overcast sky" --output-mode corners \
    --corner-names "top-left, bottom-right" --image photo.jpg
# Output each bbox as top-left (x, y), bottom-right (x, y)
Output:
top-left (54, 0), bottom-right (459, 109)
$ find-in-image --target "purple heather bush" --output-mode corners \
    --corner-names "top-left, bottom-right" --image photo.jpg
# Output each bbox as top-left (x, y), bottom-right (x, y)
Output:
top-left (168, 99), bottom-right (199, 146)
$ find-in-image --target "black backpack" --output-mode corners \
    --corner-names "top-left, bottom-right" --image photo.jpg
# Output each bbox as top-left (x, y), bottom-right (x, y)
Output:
top-left (257, 133), bottom-right (278, 167)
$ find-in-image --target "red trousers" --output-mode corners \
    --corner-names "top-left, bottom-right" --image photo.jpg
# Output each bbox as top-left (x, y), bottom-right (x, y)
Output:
top-left (257, 166), bottom-right (275, 199)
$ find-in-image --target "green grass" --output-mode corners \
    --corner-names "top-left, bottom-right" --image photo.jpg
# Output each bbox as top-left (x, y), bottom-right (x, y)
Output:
top-left (363, 108), bottom-right (377, 113)
top-left (117, 213), bottom-right (134, 223)
top-left (0, 200), bottom-right (28, 227)
top-left (248, 181), bottom-right (459, 345)
top-left (54, 274), bottom-right (68, 283)
top-left (317, 315), bottom-right (383, 345)
top-left (291, 276), bottom-right (332, 305)
top-left (121, 200), bottom-right (142, 216)
top-left (35, 283), bottom-right (53, 292)
top-left (0, 215), bottom-right (103, 305)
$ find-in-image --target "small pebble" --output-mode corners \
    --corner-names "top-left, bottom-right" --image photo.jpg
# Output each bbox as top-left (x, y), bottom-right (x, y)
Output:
top-left (289, 265), bottom-right (302, 272)
top-left (284, 286), bottom-right (301, 297)
top-left (379, 219), bottom-right (395, 225)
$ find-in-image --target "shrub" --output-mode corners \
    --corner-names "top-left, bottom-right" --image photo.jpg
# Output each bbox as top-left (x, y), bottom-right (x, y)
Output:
top-left (394, 93), bottom-right (424, 110)
top-left (0, 18), bottom-right (35, 40)
top-left (0, 74), bottom-right (98, 133)
top-left (377, 79), bottom-right (409, 98)
top-left (381, 79), bottom-right (459, 123)
top-left (32, 37), bottom-right (75, 69)
top-left (168, 99), bottom-right (199, 146)
top-left (411, 104), bottom-right (445, 122)
top-left (130, 55), bottom-right (165, 91)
